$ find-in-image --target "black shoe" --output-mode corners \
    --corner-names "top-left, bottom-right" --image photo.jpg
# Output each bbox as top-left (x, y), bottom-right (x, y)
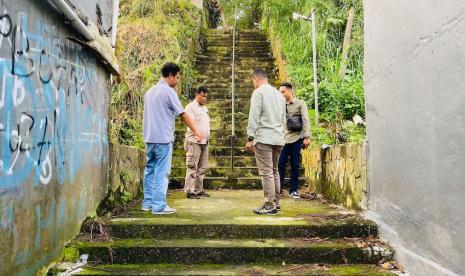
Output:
top-left (276, 203), bottom-right (281, 210)
top-left (187, 193), bottom-right (200, 199)
top-left (253, 205), bottom-right (278, 215)
top-left (198, 191), bottom-right (210, 197)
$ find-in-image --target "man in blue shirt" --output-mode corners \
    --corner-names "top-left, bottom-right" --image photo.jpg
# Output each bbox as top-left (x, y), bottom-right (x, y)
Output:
top-left (142, 62), bottom-right (204, 215)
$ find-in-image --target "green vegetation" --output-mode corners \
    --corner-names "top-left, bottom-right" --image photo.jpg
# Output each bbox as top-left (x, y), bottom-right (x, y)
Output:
top-left (110, 0), bottom-right (202, 148)
top-left (220, 0), bottom-right (366, 145)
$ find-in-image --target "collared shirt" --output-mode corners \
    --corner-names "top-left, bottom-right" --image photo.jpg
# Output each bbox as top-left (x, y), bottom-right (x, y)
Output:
top-left (185, 100), bottom-right (210, 144)
top-left (284, 97), bottom-right (311, 144)
top-left (247, 83), bottom-right (286, 146)
top-left (143, 79), bottom-right (184, 143)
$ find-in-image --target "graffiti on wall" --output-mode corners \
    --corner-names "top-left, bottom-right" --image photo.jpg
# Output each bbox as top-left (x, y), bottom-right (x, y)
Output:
top-left (0, 7), bottom-right (109, 189)
top-left (0, 1), bottom-right (111, 273)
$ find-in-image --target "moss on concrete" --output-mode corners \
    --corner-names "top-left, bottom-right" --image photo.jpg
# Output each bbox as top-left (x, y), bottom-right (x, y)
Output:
top-left (75, 264), bottom-right (395, 275)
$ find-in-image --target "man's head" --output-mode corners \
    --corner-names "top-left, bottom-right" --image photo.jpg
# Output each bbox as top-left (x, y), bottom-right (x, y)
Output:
top-left (161, 62), bottom-right (181, 88)
top-left (251, 68), bottom-right (268, 88)
top-left (279, 82), bottom-right (294, 101)
top-left (195, 86), bottom-right (208, 105)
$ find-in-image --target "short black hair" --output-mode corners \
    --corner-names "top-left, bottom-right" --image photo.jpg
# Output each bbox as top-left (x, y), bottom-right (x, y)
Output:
top-left (280, 82), bottom-right (293, 90)
top-left (196, 86), bottom-right (208, 94)
top-left (161, 62), bottom-right (181, 78)
top-left (252, 68), bottom-right (268, 79)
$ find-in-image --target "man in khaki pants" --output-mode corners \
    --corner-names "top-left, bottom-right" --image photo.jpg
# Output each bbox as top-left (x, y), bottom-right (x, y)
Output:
top-left (245, 69), bottom-right (286, 215)
top-left (184, 86), bottom-right (211, 199)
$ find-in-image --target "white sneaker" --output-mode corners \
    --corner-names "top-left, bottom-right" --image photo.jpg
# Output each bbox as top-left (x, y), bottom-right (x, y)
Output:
top-left (141, 207), bottom-right (151, 212)
top-left (290, 192), bottom-right (301, 199)
top-left (152, 206), bottom-right (177, 215)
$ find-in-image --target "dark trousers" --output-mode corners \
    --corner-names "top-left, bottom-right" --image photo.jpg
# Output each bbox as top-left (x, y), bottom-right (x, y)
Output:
top-left (278, 139), bottom-right (303, 194)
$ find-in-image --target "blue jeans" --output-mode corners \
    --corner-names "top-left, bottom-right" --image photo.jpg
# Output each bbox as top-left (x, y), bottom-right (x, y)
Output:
top-left (142, 143), bottom-right (173, 212)
top-left (278, 139), bottom-right (303, 194)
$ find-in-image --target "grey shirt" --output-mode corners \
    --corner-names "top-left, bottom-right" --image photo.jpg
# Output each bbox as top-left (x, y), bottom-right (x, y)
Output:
top-left (285, 98), bottom-right (311, 144)
top-left (247, 83), bottom-right (286, 146)
top-left (143, 79), bottom-right (184, 144)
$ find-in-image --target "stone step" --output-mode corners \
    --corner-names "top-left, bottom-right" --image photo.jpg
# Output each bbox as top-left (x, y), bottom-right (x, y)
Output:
top-left (169, 177), bottom-right (307, 189)
top-left (202, 52), bottom-right (274, 59)
top-left (87, 191), bottom-right (376, 240)
top-left (65, 238), bottom-right (389, 265)
top-left (175, 129), bottom-right (247, 140)
top-left (206, 46), bottom-right (271, 52)
top-left (173, 156), bottom-right (256, 167)
top-left (55, 264), bottom-right (395, 275)
top-left (172, 146), bottom-right (254, 157)
top-left (170, 166), bottom-right (305, 178)
top-left (196, 57), bottom-right (275, 64)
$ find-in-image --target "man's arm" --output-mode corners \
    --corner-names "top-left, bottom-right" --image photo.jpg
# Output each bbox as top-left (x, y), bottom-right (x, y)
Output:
top-left (180, 112), bottom-right (205, 141)
top-left (245, 90), bottom-right (262, 152)
top-left (300, 100), bottom-right (311, 148)
top-left (246, 90), bottom-right (262, 139)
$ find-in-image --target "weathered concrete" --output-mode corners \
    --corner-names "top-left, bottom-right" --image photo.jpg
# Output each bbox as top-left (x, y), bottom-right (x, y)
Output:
top-left (365, 1), bottom-right (465, 275)
top-left (103, 143), bottom-right (146, 212)
top-left (302, 143), bottom-right (367, 210)
top-left (0, 0), bottom-right (115, 274)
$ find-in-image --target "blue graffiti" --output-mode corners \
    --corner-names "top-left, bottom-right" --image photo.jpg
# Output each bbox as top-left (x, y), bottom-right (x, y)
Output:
top-left (0, 10), bottom-right (109, 189)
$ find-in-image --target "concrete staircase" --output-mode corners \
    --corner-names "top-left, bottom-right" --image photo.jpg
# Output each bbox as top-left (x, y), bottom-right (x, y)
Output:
top-left (171, 29), bottom-right (304, 190)
top-left (52, 190), bottom-right (394, 275)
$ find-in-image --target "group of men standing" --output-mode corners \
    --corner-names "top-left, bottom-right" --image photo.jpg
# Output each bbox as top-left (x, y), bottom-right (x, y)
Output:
top-left (142, 62), bottom-right (310, 215)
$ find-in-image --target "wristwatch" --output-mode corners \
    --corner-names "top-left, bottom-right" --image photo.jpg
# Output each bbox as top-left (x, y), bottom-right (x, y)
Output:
top-left (248, 137), bottom-right (254, 142)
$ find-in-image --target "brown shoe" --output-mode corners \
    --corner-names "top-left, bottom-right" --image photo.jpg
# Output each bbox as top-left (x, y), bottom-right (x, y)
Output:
top-left (198, 191), bottom-right (210, 197)
top-left (187, 193), bottom-right (200, 199)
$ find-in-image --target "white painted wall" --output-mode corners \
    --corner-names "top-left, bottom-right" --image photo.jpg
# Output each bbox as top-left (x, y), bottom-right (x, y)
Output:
top-left (364, 1), bottom-right (465, 275)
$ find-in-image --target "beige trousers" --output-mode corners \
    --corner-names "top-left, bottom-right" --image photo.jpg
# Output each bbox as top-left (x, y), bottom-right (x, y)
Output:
top-left (184, 141), bottom-right (209, 194)
top-left (254, 142), bottom-right (283, 207)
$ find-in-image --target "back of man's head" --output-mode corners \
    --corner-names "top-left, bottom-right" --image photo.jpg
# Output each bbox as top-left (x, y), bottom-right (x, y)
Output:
top-left (252, 68), bottom-right (268, 80)
top-left (161, 62), bottom-right (181, 77)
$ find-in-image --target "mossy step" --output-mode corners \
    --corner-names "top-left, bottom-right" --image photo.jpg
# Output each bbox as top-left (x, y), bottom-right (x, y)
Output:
top-left (175, 129), bottom-right (248, 139)
top-left (171, 146), bottom-right (253, 157)
top-left (170, 166), bottom-right (305, 178)
top-left (53, 264), bottom-right (395, 276)
top-left (94, 190), bottom-right (374, 231)
top-left (173, 156), bottom-right (256, 167)
top-left (196, 55), bottom-right (274, 61)
top-left (169, 176), bottom-right (307, 189)
top-left (195, 69), bottom-right (276, 75)
top-left (65, 238), bottom-right (390, 265)
top-left (201, 53), bottom-right (273, 59)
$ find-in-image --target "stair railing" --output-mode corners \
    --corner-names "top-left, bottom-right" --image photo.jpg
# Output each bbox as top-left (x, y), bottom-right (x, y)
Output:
top-left (230, 5), bottom-right (237, 173)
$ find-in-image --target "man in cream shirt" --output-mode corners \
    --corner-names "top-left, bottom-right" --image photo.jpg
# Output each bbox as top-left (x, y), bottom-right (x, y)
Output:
top-left (246, 69), bottom-right (286, 215)
top-left (184, 86), bottom-right (211, 199)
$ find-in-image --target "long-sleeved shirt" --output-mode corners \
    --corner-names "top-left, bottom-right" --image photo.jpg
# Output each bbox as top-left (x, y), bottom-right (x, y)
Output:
top-left (284, 98), bottom-right (311, 144)
top-left (246, 83), bottom-right (286, 146)
top-left (184, 100), bottom-right (210, 144)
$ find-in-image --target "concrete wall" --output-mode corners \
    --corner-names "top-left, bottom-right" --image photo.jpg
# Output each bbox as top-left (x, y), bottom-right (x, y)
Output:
top-left (0, 0), bottom-right (112, 274)
top-left (302, 143), bottom-right (367, 210)
top-left (103, 143), bottom-right (146, 213)
top-left (365, 1), bottom-right (465, 275)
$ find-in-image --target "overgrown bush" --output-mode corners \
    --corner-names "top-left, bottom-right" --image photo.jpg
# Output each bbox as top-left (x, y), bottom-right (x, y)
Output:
top-left (111, 0), bottom-right (202, 148)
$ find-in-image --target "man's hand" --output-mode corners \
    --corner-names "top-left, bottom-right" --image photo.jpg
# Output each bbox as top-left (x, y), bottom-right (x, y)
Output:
top-left (194, 131), bottom-right (205, 142)
top-left (245, 141), bottom-right (254, 152)
top-left (303, 137), bottom-right (311, 149)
